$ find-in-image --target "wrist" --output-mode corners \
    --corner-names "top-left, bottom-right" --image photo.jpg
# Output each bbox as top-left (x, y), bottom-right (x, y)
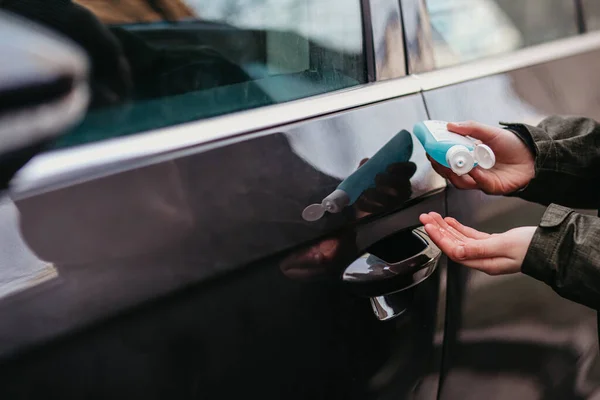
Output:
top-left (500, 123), bottom-right (537, 156)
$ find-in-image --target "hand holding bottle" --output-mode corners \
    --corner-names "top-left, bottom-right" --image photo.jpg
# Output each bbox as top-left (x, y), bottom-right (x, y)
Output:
top-left (428, 121), bottom-right (535, 195)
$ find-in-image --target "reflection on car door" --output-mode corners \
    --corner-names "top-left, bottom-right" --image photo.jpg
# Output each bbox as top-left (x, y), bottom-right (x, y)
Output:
top-left (0, 92), bottom-right (448, 399)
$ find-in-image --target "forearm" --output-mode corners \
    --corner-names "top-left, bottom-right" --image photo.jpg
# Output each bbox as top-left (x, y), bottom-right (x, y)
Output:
top-left (503, 116), bottom-right (600, 208)
top-left (523, 204), bottom-right (600, 309)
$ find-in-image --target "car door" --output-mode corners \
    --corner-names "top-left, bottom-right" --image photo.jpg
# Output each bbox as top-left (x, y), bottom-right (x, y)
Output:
top-left (0, 1), bottom-right (448, 399)
top-left (403, 0), bottom-right (600, 398)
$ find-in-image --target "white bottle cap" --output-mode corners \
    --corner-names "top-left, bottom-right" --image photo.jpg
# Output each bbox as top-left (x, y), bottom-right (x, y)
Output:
top-left (302, 204), bottom-right (326, 222)
top-left (446, 145), bottom-right (475, 176)
top-left (474, 144), bottom-right (495, 169)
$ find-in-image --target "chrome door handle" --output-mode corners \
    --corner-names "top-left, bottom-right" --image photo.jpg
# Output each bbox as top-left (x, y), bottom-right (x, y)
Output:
top-left (343, 227), bottom-right (441, 321)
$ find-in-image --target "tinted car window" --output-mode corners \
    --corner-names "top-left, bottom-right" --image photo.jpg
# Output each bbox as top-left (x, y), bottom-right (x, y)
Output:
top-left (425, 0), bottom-right (578, 69)
top-left (583, 0), bottom-right (600, 31)
top-left (2, 0), bottom-right (367, 148)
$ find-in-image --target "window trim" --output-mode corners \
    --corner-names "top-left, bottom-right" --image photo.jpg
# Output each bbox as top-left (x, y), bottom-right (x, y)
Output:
top-left (12, 30), bottom-right (600, 199)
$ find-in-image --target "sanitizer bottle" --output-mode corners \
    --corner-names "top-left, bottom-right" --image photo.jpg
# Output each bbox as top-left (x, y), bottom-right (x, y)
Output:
top-left (302, 130), bottom-right (413, 222)
top-left (413, 120), bottom-right (495, 176)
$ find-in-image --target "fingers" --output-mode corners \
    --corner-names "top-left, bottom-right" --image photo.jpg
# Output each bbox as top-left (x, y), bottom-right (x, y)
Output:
top-left (423, 220), bottom-right (507, 261)
top-left (419, 212), bottom-right (435, 226)
top-left (421, 212), bottom-right (519, 276)
top-left (420, 213), bottom-right (488, 241)
top-left (428, 155), bottom-right (480, 190)
top-left (447, 174), bottom-right (479, 190)
top-left (447, 121), bottom-right (501, 142)
top-left (428, 212), bottom-right (469, 242)
top-left (423, 223), bottom-right (465, 259)
top-left (467, 167), bottom-right (497, 194)
top-left (427, 155), bottom-right (449, 177)
top-left (444, 217), bottom-right (490, 240)
top-left (430, 160), bottom-right (452, 179)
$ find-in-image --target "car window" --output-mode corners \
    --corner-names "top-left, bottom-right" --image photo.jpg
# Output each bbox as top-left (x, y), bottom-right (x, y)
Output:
top-left (2, 1), bottom-right (367, 149)
top-left (424, 0), bottom-right (579, 69)
top-left (583, 0), bottom-right (600, 31)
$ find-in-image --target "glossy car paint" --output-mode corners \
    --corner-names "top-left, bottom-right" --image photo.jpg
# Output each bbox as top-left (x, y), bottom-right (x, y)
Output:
top-left (0, 92), bottom-right (447, 399)
top-left (2, 1), bottom-right (600, 399)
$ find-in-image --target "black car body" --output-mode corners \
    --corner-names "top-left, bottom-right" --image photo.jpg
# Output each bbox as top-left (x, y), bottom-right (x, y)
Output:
top-left (0, 0), bottom-right (599, 399)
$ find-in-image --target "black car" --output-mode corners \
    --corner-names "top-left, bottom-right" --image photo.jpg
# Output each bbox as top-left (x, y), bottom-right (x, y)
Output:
top-left (1, 0), bottom-right (599, 399)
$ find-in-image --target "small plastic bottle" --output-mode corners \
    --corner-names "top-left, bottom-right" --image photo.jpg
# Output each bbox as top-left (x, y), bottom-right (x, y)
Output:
top-left (302, 129), bottom-right (413, 221)
top-left (413, 120), bottom-right (495, 176)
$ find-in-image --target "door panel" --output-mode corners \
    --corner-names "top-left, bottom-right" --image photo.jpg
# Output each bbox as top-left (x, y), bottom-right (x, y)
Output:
top-left (423, 50), bottom-right (600, 399)
top-left (0, 93), bottom-right (446, 399)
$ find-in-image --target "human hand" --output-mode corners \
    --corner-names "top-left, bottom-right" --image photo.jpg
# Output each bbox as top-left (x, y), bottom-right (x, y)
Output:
top-left (419, 212), bottom-right (536, 275)
top-left (428, 121), bottom-right (535, 195)
top-left (354, 159), bottom-right (416, 218)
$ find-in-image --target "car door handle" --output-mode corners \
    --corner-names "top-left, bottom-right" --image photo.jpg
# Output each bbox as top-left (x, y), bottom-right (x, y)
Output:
top-left (342, 227), bottom-right (441, 321)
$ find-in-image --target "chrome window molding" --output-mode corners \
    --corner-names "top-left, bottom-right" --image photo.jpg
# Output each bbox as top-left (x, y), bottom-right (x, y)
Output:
top-left (11, 77), bottom-right (422, 198)
top-left (11, 30), bottom-right (600, 198)
top-left (414, 29), bottom-right (600, 90)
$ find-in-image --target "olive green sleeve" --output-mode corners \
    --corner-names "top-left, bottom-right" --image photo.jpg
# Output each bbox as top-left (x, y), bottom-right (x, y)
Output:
top-left (501, 116), bottom-right (600, 209)
top-left (523, 204), bottom-right (600, 309)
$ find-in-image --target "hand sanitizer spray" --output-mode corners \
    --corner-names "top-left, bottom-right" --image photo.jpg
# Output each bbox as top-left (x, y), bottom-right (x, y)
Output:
top-left (302, 130), bottom-right (413, 222)
top-left (413, 120), bottom-right (495, 176)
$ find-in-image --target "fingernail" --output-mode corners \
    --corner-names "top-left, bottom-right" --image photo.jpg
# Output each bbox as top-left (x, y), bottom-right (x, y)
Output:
top-left (456, 246), bottom-right (466, 259)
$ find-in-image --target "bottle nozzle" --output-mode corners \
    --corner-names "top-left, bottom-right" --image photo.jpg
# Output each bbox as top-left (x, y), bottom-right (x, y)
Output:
top-left (446, 145), bottom-right (475, 176)
top-left (302, 190), bottom-right (350, 222)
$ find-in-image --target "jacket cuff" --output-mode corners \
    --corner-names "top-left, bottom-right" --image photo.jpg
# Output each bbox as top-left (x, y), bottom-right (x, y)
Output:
top-left (499, 122), bottom-right (556, 202)
top-left (521, 204), bottom-right (574, 285)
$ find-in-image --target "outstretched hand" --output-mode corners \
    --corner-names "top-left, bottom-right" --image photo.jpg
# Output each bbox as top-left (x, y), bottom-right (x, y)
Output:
top-left (419, 212), bottom-right (536, 275)
top-left (428, 121), bottom-right (535, 195)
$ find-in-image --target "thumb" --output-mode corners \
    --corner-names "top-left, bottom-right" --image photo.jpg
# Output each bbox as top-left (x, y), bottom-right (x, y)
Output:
top-left (448, 121), bottom-right (500, 142)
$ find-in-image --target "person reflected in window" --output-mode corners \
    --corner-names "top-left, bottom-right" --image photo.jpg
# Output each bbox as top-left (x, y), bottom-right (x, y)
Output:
top-left (1, 0), bottom-right (132, 107)
top-left (1, 0), bottom-right (253, 107)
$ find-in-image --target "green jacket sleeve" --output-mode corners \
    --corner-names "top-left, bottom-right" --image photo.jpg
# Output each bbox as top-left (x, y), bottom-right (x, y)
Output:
top-left (523, 204), bottom-right (600, 309)
top-left (502, 116), bottom-right (600, 209)
top-left (501, 116), bottom-right (600, 309)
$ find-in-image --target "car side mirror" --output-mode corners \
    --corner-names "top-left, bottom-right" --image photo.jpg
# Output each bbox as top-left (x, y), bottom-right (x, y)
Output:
top-left (0, 10), bottom-right (89, 190)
